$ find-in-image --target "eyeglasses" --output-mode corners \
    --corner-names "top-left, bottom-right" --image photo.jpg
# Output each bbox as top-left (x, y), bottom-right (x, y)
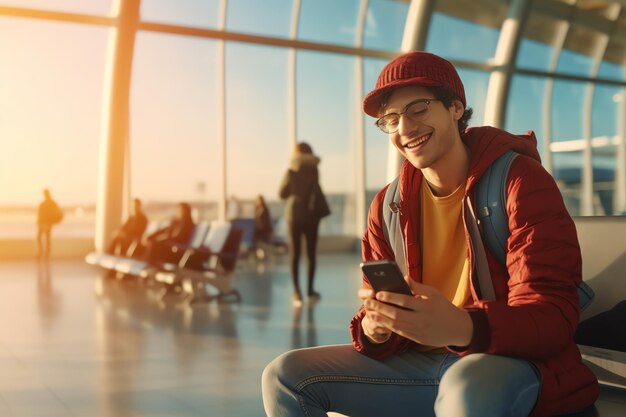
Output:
top-left (375, 98), bottom-right (441, 134)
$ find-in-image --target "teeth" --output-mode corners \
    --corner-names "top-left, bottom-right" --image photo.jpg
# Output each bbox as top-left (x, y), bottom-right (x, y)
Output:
top-left (406, 134), bottom-right (430, 148)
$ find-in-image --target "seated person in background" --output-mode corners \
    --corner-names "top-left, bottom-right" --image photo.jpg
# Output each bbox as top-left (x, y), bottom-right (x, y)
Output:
top-left (253, 195), bottom-right (273, 259)
top-left (106, 198), bottom-right (148, 256)
top-left (143, 202), bottom-right (195, 264)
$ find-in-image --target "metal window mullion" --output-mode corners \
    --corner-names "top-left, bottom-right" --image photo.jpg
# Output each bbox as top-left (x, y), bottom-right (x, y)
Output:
top-left (484, 0), bottom-right (531, 128)
top-left (95, 0), bottom-right (140, 251)
top-left (387, 0), bottom-right (436, 182)
top-left (217, 0), bottom-right (228, 221)
top-left (581, 4), bottom-right (621, 215)
top-left (288, 0), bottom-right (301, 149)
top-left (355, 0), bottom-right (368, 237)
top-left (543, 18), bottom-right (570, 175)
top-left (0, 5), bottom-right (113, 26)
top-left (582, 34), bottom-right (610, 215)
top-left (616, 90), bottom-right (626, 214)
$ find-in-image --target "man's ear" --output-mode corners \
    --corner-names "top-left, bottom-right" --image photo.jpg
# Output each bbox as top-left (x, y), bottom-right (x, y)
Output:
top-left (452, 100), bottom-right (464, 121)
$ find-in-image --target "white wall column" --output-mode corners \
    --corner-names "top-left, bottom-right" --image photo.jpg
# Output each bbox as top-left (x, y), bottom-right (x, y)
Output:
top-left (581, 4), bottom-right (620, 215)
top-left (95, 0), bottom-right (140, 251)
top-left (541, 19), bottom-right (570, 175)
top-left (484, 0), bottom-right (531, 128)
top-left (217, 0), bottom-right (228, 220)
top-left (616, 91), bottom-right (626, 214)
top-left (354, 0), bottom-right (369, 237)
top-left (287, 0), bottom-right (301, 150)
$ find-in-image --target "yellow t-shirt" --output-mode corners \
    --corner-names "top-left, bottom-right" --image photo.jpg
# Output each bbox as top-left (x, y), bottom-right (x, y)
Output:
top-left (420, 180), bottom-right (470, 308)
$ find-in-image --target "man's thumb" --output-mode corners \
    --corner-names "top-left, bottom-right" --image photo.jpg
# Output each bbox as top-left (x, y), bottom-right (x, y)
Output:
top-left (408, 280), bottom-right (438, 297)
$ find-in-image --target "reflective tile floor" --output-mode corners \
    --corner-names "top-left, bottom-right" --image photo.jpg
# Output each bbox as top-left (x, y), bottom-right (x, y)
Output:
top-left (0, 254), bottom-right (362, 417)
top-left (0, 254), bottom-right (624, 417)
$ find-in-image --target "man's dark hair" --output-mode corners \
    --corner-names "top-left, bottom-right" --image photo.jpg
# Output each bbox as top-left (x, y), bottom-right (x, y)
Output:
top-left (427, 86), bottom-right (473, 135)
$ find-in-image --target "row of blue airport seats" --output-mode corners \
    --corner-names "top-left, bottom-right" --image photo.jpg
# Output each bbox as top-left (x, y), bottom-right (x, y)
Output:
top-left (85, 219), bottom-right (246, 303)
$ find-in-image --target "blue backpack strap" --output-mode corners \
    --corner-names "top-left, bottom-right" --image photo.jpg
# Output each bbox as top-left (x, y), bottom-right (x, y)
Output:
top-left (475, 150), bottom-right (519, 266)
top-left (474, 149), bottom-right (594, 311)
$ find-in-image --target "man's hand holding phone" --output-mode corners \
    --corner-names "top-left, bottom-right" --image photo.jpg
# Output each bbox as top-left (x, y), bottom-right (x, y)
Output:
top-left (359, 260), bottom-right (413, 344)
top-left (359, 260), bottom-right (473, 348)
top-left (358, 287), bottom-right (394, 344)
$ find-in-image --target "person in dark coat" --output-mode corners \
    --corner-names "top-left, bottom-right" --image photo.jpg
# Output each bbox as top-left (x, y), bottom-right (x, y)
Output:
top-left (37, 188), bottom-right (62, 260)
top-left (106, 198), bottom-right (148, 256)
top-left (279, 142), bottom-right (326, 306)
top-left (142, 202), bottom-right (195, 264)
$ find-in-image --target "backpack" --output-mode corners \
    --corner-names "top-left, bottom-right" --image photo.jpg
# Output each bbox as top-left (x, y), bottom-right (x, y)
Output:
top-left (51, 203), bottom-right (64, 224)
top-left (381, 150), bottom-right (595, 310)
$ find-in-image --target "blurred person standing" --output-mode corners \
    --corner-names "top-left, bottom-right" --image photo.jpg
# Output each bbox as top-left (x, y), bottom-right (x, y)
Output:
top-left (37, 188), bottom-right (63, 260)
top-left (279, 142), bottom-right (330, 306)
top-left (106, 198), bottom-right (148, 256)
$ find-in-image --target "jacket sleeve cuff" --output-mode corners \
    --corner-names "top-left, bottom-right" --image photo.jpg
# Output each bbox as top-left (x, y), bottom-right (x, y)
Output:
top-left (350, 315), bottom-right (407, 360)
top-left (448, 309), bottom-right (490, 354)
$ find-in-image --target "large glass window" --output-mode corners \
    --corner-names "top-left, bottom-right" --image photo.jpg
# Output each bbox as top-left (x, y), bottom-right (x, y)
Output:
top-left (506, 75), bottom-right (548, 159)
top-left (296, 51), bottom-right (357, 235)
top-left (363, 57), bottom-right (389, 206)
top-left (553, 152), bottom-right (583, 216)
top-left (426, 13), bottom-right (500, 63)
top-left (591, 84), bottom-right (621, 215)
top-left (226, 0), bottom-right (293, 38)
top-left (458, 69), bottom-right (489, 127)
top-left (131, 32), bottom-right (221, 221)
top-left (140, 0), bottom-right (221, 28)
top-left (551, 80), bottom-right (586, 142)
top-left (225, 43), bottom-right (290, 219)
top-left (602, 37), bottom-right (626, 81)
top-left (0, 17), bottom-right (107, 238)
top-left (598, 59), bottom-right (626, 81)
top-left (0, 0), bottom-right (111, 15)
top-left (592, 84), bottom-right (621, 138)
top-left (555, 25), bottom-right (602, 77)
top-left (555, 49), bottom-right (595, 78)
top-left (592, 150), bottom-right (616, 215)
top-left (362, 0), bottom-right (408, 51)
top-left (517, 13), bottom-right (563, 72)
top-left (298, 0), bottom-right (360, 47)
top-left (517, 38), bottom-right (554, 72)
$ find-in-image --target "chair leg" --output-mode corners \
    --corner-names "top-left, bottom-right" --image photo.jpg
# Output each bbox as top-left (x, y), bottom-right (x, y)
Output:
top-left (184, 281), bottom-right (217, 304)
top-left (157, 285), bottom-right (175, 300)
top-left (216, 289), bottom-right (241, 303)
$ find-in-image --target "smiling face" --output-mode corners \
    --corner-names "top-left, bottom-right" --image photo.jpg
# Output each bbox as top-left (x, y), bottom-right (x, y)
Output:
top-left (384, 85), bottom-right (464, 173)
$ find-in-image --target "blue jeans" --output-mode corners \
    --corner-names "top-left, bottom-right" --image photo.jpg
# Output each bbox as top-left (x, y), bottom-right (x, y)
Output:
top-left (262, 344), bottom-right (541, 417)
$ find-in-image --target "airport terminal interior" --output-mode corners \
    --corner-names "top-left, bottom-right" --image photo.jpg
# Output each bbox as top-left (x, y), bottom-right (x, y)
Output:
top-left (1, 0), bottom-right (626, 416)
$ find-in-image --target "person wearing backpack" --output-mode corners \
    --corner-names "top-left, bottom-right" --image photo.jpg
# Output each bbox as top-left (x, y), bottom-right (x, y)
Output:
top-left (37, 188), bottom-right (63, 260)
top-left (262, 51), bottom-right (598, 417)
top-left (279, 142), bottom-right (330, 306)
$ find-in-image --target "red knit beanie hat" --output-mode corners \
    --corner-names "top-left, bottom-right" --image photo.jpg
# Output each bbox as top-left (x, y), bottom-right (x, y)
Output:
top-left (362, 51), bottom-right (466, 117)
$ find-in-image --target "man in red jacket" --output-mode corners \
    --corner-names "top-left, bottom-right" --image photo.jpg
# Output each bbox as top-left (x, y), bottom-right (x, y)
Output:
top-left (262, 51), bottom-right (598, 417)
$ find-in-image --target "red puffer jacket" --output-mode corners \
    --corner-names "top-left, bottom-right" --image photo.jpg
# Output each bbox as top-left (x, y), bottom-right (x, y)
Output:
top-left (350, 126), bottom-right (599, 417)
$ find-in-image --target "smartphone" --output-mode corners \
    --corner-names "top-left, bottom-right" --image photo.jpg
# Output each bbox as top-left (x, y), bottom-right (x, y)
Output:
top-left (360, 259), bottom-right (412, 295)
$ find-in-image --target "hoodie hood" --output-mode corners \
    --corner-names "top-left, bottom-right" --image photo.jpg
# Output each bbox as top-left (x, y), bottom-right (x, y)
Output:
top-left (397, 126), bottom-right (541, 215)
top-left (290, 154), bottom-right (320, 171)
top-left (462, 126), bottom-right (540, 189)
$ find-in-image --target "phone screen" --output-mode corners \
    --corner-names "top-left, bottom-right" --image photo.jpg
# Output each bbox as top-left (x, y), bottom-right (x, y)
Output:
top-left (360, 260), bottom-right (412, 295)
